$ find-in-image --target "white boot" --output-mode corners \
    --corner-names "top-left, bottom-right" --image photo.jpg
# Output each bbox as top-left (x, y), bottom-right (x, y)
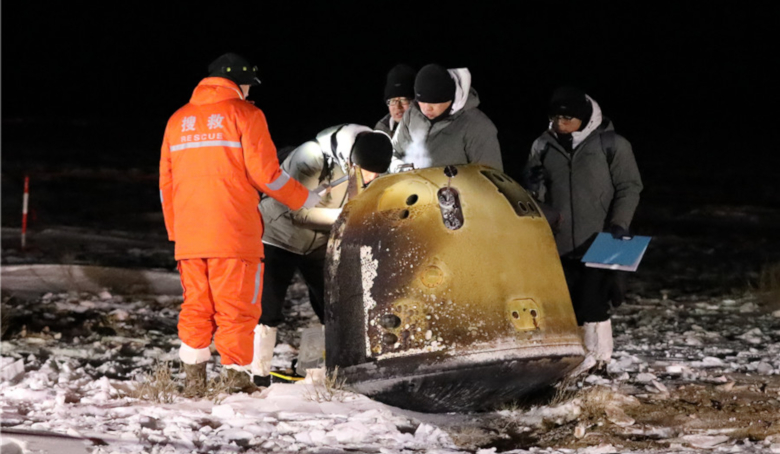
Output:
top-left (568, 354), bottom-right (597, 378)
top-left (591, 319), bottom-right (613, 363)
top-left (251, 324), bottom-right (278, 377)
top-left (568, 320), bottom-right (613, 377)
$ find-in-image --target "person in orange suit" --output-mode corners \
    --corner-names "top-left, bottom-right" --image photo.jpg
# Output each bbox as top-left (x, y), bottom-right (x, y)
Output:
top-left (160, 52), bottom-right (320, 395)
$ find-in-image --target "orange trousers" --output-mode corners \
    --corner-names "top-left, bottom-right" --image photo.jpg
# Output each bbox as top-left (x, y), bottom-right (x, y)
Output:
top-left (177, 257), bottom-right (262, 366)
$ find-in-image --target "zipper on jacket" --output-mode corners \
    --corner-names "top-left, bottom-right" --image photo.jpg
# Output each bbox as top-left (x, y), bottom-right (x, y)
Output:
top-left (568, 157), bottom-right (575, 254)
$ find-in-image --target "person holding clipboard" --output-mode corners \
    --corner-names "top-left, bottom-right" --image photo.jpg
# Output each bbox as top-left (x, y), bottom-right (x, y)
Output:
top-left (523, 86), bottom-right (643, 376)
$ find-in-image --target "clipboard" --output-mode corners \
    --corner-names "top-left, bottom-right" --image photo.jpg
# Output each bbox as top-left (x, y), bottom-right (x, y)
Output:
top-left (581, 232), bottom-right (651, 272)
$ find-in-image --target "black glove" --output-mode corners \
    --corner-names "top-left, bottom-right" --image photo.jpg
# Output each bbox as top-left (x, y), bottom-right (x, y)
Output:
top-left (522, 166), bottom-right (545, 193)
top-left (608, 224), bottom-right (631, 239)
top-left (529, 166), bottom-right (545, 183)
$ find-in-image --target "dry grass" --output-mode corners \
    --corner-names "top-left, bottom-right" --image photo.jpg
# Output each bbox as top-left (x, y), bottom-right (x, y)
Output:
top-left (132, 361), bottom-right (179, 404)
top-left (1, 302), bottom-right (10, 339)
top-left (203, 370), bottom-right (247, 404)
top-left (563, 385), bottom-right (640, 434)
top-left (577, 386), bottom-right (614, 411)
top-left (494, 382), bottom-right (573, 414)
top-left (497, 378), bottom-right (780, 451)
top-left (758, 262), bottom-right (780, 309)
top-left (304, 366), bottom-right (348, 403)
top-left (495, 400), bottom-right (522, 413)
top-left (550, 375), bottom-right (581, 406)
top-left (448, 426), bottom-right (496, 450)
top-left (132, 362), bottom-right (249, 404)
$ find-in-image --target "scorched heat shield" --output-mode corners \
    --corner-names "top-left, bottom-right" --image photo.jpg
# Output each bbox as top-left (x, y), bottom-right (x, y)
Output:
top-left (325, 164), bottom-right (584, 412)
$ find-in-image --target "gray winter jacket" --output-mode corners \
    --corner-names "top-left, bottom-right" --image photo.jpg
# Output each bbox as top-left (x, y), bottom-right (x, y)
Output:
top-left (525, 97), bottom-right (642, 257)
top-left (391, 68), bottom-right (502, 171)
top-left (260, 124), bottom-right (371, 255)
top-left (374, 113), bottom-right (395, 136)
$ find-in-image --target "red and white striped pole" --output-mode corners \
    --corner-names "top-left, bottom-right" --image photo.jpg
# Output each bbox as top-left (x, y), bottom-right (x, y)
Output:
top-left (21, 175), bottom-right (30, 250)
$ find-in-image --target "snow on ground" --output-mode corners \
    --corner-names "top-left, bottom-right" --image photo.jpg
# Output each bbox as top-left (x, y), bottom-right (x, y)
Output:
top-left (2, 265), bottom-right (780, 453)
top-left (2, 195), bottom-right (780, 453)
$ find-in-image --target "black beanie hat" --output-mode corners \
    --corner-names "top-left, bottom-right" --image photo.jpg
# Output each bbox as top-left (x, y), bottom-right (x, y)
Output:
top-left (384, 64), bottom-right (416, 101)
top-left (208, 53), bottom-right (261, 86)
top-left (351, 132), bottom-right (393, 173)
top-left (414, 64), bottom-right (455, 103)
top-left (548, 86), bottom-right (592, 122)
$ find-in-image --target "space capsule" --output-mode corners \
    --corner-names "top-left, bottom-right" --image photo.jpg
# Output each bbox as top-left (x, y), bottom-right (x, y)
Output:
top-left (324, 164), bottom-right (584, 412)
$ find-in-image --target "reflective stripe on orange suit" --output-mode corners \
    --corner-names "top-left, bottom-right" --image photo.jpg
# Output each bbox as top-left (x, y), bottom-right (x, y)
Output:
top-left (160, 77), bottom-right (308, 258)
top-left (160, 77), bottom-right (308, 366)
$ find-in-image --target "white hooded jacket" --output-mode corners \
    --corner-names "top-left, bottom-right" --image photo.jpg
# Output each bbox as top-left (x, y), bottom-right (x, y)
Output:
top-left (260, 124), bottom-right (371, 255)
top-left (391, 68), bottom-right (502, 172)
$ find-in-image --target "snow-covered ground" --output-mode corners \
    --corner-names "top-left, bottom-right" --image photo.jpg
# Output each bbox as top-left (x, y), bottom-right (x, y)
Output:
top-left (2, 166), bottom-right (780, 453)
top-left (2, 255), bottom-right (780, 453)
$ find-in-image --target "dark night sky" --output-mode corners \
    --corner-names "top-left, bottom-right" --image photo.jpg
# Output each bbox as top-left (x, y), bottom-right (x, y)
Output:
top-left (2, 2), bottom-right (773, 178)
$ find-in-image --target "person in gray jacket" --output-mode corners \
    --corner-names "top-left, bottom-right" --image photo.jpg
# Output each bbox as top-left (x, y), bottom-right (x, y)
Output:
top-left (253, 125), bottom-right (393, 383)
top-left (523, 86), bottom-right (642, 375)
top-left (391, 63), bottom-right (502, 171)
top-left (375, 64), bottom-right (415, 136)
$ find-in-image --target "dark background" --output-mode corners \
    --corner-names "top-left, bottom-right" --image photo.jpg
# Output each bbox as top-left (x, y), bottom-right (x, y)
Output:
top-left (2, 2), bottom-right (777, 230)
top-left (3, 3), bottom-right (773, 165)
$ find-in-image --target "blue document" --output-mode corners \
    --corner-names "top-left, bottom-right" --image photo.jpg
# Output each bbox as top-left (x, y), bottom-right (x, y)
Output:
top-left (581, 233), bottom-right (651, 272)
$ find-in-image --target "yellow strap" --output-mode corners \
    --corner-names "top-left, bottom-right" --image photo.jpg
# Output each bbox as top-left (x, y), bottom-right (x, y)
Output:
top-left (269, 371), bottom-right (304, 381)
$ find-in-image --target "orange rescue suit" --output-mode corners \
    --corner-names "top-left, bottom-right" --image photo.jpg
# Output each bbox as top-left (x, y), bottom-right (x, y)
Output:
top-left (161, 77), bottom-right (309, 258)
top-left (160, 77), bottom-right (309, 367)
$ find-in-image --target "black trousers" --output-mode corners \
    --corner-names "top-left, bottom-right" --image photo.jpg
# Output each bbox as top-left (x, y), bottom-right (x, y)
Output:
top-left (561, 257), bottom-right (626, 325)
top-left (258, 244), bottom-right (326, 327)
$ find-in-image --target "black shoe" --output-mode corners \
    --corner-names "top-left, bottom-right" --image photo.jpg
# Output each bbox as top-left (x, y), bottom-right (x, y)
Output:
top-left (253, 375), bottom-right (271, 387)
top-left (593, 361), bottom-right (611, 378)
top-left (225, 369), bottom-right (258, 394)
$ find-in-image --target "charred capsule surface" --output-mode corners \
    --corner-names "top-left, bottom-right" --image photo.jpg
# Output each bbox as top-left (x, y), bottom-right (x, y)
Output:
top-left (379, 313), bottom-right (402, 329)
top-left (324, 164), bottom-right (584, 412)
